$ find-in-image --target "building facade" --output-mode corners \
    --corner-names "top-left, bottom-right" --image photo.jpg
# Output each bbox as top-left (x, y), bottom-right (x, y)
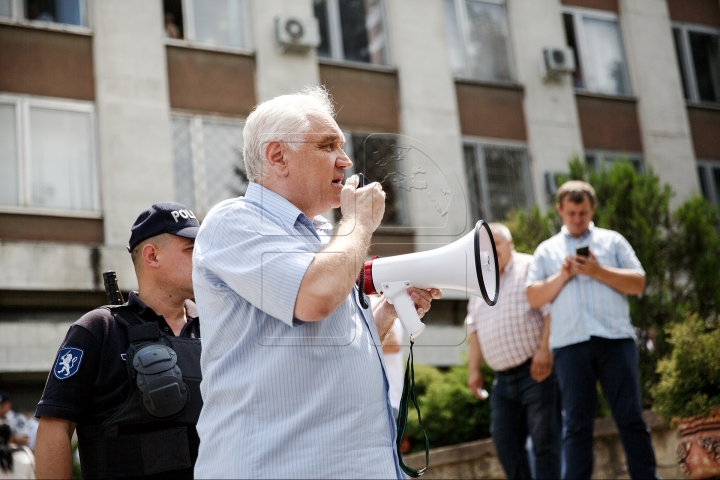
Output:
top-left (0, 0), bottom-right (718, 409)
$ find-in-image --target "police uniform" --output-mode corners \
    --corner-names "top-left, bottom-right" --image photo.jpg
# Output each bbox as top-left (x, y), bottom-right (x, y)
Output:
top-left (36, 293), bottom-right (201, 479)
top-left (36, 202), bottom-right (203, 479)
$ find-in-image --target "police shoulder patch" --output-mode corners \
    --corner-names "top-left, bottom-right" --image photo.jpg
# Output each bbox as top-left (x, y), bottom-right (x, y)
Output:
top-left (53, 347), bottom-right (84, 380)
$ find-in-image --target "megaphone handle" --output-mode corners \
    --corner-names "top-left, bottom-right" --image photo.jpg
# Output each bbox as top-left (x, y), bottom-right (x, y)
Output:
top-left (383, 281), bottom-right (426, 339)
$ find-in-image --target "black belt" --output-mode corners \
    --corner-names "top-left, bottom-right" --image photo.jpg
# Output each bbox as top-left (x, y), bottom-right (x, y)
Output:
top-left (498, 358), bottom-right (532, 375)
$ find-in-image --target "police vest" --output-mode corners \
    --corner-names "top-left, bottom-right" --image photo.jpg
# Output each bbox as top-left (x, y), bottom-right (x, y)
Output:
top-left (76, 306), bottom-right (202, 479)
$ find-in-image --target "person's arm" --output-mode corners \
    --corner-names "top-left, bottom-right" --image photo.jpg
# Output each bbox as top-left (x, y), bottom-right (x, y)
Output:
top-left (530, 314), bottom-right (553, 382)
top-left (571, 252), bottom-right (645, 295)
top-left (35, 417), bottom-right (76, 479)
top-left (467, 332), bottom-right (486, 399)
top-left (382, 322), bottom-right (401, 354)
top-left (526, 257), bottom-right (574, 308)
top-left (294, 176), bottom-right (385, 321)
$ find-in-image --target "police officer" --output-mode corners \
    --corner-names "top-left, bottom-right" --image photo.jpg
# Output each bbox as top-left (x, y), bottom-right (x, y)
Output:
top-left (34, 202), bottom-right (202, 479)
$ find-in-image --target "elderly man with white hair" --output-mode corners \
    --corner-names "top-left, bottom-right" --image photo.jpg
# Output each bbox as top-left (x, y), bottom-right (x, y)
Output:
top-left (191, 86), bottom-right (440, 479)
top-left (466, 223), bottom-right (561, 479)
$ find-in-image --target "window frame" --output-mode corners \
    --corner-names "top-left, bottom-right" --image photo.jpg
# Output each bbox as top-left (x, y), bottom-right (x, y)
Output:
top-left (446, 0), bottom-right (517, 84)
top-left (164, 0), bottom-right (252, 54)
top-left (562, 6), bottom-right (633, 97)
top-left (584, 149), bottom-right (644, 173)
top-left (0, 94), bottom-right (101, 218)
top-left (170, 111), bottom-right (247, 218)
top-left (315, 0), bottom-right (392, 67)
top-left (0, 0), bottom-right (92, 33)
top-left (697, 160), bottom-right (720, 210)
top-left (672, 22), bottom-right (720, 106)
top-left (462, 136), bottom-right (534, 222)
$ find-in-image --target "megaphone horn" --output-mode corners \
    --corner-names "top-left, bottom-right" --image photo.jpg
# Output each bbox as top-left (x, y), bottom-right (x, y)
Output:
top-left (360, 220), bottom-right (499, 339)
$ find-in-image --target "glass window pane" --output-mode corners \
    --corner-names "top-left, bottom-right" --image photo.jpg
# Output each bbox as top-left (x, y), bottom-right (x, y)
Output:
top-left (202, 119), bottom-right (247, 210)
top-left (689, 31), bottom-right (720, 103)
top-left (352, 134), bottom-right (408, 226)
top-left (29, 108), bottom-right (96, 211)
top-left (172, 117), bottom-right (196, 213)
top-left (444, 0), bottom-right (466, 76)
top-left (697, 166), bottom-right (709, 200)
top-left (26, 0), bottom-right (83, 26)
top-left (564, 13), bottom-right (584, 89)
top-left (0, 104), bottom-right (19, 206)
top-left (463, 143), bottom-right (486, 222)
top-left (193, 0), bottom-right (246, 49)
top-left (0, 0), bottom-right (12, 18)
top-left (314, 0), bottom-right (331, 58)
top-left (673, 28), bottom-right (690, 100)
top-left (465, 1), bottom-right (513, 82)
top-left (581, 16), bottom-right (630, 95)
top-left (712, 167), bottom-right (720, 207)
top-left (339, 0), bottom-right (387, 65)
top-left (483, 145), bottom-right (531, 221)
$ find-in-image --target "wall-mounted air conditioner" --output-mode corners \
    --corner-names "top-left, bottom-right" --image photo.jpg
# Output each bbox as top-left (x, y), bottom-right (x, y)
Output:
top-left (275, 16), bottom-right (320, 53)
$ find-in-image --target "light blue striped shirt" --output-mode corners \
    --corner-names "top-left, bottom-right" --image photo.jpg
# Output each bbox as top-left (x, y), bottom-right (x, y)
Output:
top-left (526, 223), bottom-right (645, 350)
top-left (192, 182), bottom-right (402, 479)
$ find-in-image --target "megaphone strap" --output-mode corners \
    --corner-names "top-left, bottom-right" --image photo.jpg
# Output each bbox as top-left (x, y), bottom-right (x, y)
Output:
top-left (396, 339), bottom-right (429, 478)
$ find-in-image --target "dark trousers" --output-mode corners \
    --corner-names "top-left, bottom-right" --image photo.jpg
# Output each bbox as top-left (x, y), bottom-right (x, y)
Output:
top-left (554, 337), bottom-right (658, 480)
top-left (491, 360), bottom-right (562, 480)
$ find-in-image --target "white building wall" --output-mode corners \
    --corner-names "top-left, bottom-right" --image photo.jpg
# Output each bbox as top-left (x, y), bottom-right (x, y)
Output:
top-left (92, 0), bottom-right (175, 247)
top-left (619, 0), bottom-right (699, 205)
top-left (249, 0), bottom-right (320, 101)
top-left (507, 0), bottom-right (584, 208)
top-left (0, 322), bottom-right (73, 373)
top-left (384, 0), bottom-right (469, 243)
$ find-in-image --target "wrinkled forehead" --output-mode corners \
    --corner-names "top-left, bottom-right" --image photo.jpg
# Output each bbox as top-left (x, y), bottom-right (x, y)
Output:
top-left (304, 111), bottom-right (344, 140)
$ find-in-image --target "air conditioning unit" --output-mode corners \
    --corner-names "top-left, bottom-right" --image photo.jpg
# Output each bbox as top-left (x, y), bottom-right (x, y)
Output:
top-left (543, 46), bottom-right (576, 75)
top-left (275, 16), bottom-right (320, 52)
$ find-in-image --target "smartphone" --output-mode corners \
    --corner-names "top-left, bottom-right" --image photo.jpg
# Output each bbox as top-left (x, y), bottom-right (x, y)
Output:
top-left (357, 173), bottom-right (367, 187)
top-left (576, 246), bottom-right (589, 257)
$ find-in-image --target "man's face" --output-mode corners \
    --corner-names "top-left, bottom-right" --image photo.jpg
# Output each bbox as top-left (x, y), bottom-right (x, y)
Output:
top-left (285, 113), bottom-right (352, 217)
top-left (492, 232), bottom-right (513, 274)
top-left (157, 235), bottom-right (195, 299)
top-left (557, 196), bottom-right (595, 238)
top-left (0, 401), bottom-right (10, 417)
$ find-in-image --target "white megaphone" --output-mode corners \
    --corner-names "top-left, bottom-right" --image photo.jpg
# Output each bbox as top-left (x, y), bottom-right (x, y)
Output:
top-left (359, 220), bottom-right (499, 339)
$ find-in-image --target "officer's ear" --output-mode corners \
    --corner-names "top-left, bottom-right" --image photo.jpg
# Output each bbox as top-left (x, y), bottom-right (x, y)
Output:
top-left (264, 141), bottom-right (289, 177)
top-left (141, 243), bottom-right (161, 269)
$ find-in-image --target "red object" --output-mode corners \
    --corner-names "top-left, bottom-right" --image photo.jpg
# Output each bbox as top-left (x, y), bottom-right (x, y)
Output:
top-left (358, 257), bottom-right (377, 295)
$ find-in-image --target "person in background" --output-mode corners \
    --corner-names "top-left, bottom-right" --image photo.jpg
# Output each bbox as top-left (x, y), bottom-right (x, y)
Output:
top-left (526, 180), bottom-right (657, 479)
top-left (0, 421), bottom-right (35, 479)
top-left (466, 223), bottom-right (561, 479)
top-left (0, 395), bottom-right (29, 449)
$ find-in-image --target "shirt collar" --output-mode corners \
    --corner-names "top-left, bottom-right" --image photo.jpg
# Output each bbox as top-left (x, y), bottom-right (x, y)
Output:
top-left (244, 182), bottom-right (333, 236)
top-left (503, 252), bottom-right (516, 274)
top-left (561, 221), bottom-right (594, 240)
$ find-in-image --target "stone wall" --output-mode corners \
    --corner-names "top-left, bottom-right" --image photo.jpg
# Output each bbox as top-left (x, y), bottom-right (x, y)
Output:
top-left (403, 410), bottom-right (684, 479)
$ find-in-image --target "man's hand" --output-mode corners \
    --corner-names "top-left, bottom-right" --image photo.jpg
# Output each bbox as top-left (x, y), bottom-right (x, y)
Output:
top-left (341, 175), bottom-right (386, 233)
top-left (373, 287), bottom-right (442, 339)
top-left (561, 256), bottom-right (576, 281)
top-left (530, 346), bottom-right (553, 382)
top-left (468, 368), bottom-right (486, 399)
top-left (569, 252), bottom-right (600, 278)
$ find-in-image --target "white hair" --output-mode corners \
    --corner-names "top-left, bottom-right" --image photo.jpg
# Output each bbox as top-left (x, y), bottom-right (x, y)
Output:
top-left (242, 86), bottom-right (336, 182)
top-left (488, 222), bottom-right (513, 243)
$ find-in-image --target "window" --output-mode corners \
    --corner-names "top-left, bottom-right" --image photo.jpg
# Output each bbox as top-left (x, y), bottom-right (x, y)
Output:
top-left (563, 9), bottom-right (631, 96)
top-left (697, 161), bottom-right (720, 210)
top-left (314, 0), bottom-right (389, 65)
top-left (0, 0), bottom-right (88, 26)
top-left (0, 96), bottom-right (98, 213)
top-left (162, 0), bottom-right (250, 50)
top-left (444, 0), bottom-right (514, 82)
top-left (585, 151), bottom-right (643, 173)
top-left (464, 141), bottom-right (533, 221)
top-left (673, 25), bottom-right (720, 104)
top-left (348, 133), bottom-right (410, 226)
top-left (171, 114), bottom-right (247, 218)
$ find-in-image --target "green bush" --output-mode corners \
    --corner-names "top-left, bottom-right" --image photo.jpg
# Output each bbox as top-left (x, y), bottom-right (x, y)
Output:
top-left (404, 363), bottom-right (494, 453)
top-left (653, 315), bottom-right (720, 421)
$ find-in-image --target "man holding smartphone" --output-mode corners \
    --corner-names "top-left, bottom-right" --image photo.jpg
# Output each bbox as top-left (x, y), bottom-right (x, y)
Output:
top-left (526, 180), bottom-right (657, 480)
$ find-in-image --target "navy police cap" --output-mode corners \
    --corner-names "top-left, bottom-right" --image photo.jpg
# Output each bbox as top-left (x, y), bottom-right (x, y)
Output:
top-left (128, 202), bottom-right (200, 252)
